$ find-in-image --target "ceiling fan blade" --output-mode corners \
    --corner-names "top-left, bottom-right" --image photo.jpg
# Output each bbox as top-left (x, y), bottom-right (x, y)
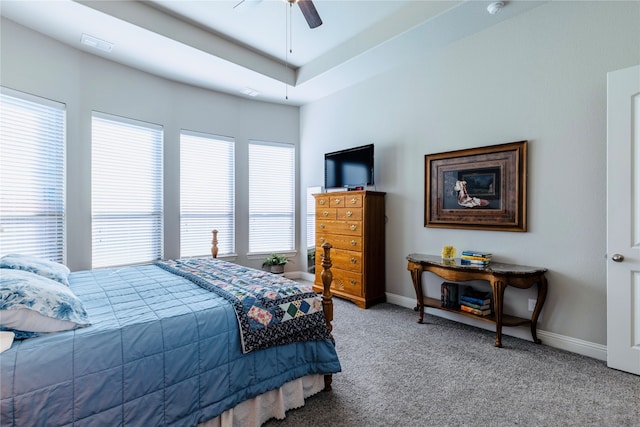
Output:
top-left (297, 0), bottom-right (322, 29)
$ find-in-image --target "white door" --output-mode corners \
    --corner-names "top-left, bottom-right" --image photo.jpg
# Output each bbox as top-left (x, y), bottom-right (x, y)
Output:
top-left (607, 64), bottom-right (640, 375)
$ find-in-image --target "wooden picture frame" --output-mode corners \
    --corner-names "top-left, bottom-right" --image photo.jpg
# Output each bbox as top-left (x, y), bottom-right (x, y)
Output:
top-left (425, 141), bottom-right (527, 232)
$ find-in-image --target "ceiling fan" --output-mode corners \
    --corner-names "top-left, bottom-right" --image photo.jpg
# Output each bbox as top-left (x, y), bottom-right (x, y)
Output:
top-left (234, 0), bottom-right (323, 29)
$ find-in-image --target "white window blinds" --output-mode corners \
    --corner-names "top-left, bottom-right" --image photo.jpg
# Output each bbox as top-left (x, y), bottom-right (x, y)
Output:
top-left (91, 112), bottom-right (163, 268)
top-left (248, 141), bottom-right (295, 253)
top-left (180, 130), bottom-right (235, 257)
top-left (0, 88), bottom-right (66, 262)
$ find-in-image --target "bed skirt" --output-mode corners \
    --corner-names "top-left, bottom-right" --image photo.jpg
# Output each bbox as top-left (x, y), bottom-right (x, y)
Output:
top-left (199, 374), bottom-right (325, 427)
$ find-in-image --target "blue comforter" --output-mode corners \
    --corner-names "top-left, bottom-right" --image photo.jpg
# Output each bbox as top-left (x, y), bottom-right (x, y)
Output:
top-left (0, 264), bottom-right (341, 426)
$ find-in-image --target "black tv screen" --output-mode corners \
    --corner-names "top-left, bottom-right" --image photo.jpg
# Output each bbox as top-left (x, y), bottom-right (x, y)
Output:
top-left (324, 144), bottom-right (374, 189)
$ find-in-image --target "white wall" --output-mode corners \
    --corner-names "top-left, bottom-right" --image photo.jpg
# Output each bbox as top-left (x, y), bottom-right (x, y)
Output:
top-left (0, 18), bottom-right (301, 272)
top-left (300, 1), bottom-right (640, 350)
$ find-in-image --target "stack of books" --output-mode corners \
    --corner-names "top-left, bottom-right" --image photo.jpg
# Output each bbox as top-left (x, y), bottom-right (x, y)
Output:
top-left (460, 250), bottom-right (492, 267)
top-left (459, 287), bottom-right (491, 316)
top-left (440, 282), bottom-right (459, 309)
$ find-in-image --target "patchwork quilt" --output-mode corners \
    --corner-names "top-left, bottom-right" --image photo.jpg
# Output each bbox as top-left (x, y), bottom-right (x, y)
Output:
top-left (0, 263), bottom-right (341, 426)
top-left (156, 257), bottom-right (330, 353)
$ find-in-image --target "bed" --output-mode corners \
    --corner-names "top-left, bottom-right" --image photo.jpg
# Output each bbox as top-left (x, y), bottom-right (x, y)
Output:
top-left (0, 234), bottom-right (340, 427)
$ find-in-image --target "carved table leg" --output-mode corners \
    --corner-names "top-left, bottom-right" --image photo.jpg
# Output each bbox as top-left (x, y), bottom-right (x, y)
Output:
top-left (491, 280), bottom-right (507, 347)
top-left (410, 265), bottom-right (425, 324)
top-left (530, 274), bottom-right (548, 344)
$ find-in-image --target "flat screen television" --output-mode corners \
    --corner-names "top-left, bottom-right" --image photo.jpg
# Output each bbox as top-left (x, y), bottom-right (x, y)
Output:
top-left (324, 144), bottom-right (374, 189)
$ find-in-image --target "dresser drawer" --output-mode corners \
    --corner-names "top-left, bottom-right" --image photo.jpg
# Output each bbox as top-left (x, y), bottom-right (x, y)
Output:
top-left (330, 269), bottom-right (363, 297)
top-left (316, 208), bottom-right (336, 220)
top-left (315, 268), bottom-right (363, 297)
top-left (336, 207), bottom-right (362, 221)
top-left (317, 193), bottom-right (363, 208)
top-left (329, 195), bottom-right (345, 207)
top-left (317, 248), bottom-right (362, 273)
top-left (315, 195), bottom-right (330, 209)
top-left (344, 194), bottom-right (363, 207)
top-left (316, 220), bottom-right (362, 236)
top-left (317, 234), bottom-right (362, 251)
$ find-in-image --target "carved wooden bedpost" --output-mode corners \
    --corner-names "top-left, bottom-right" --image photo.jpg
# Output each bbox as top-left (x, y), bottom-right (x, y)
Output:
top-left (320, 242), bottom-right (334, 391)
top-left (211, 230), bottom-right (219, 258)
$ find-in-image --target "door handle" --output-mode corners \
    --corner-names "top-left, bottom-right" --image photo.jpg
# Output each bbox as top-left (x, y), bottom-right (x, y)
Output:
top-left (612, 254), bottom-right (624, 262)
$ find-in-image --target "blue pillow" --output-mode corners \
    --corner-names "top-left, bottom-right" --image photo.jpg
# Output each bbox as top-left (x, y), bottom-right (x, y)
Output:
top-left (0, 269), bottom-right (90, 336)
top-left (0, 253), bottom-right (71, 286)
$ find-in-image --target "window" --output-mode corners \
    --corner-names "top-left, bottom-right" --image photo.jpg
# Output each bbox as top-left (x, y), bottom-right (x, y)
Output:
top-left (248, 141), bottom-right (295, 253)
top-left (91, 112), bottom-right (163, 268)
top-left (180, 130), bottom-right (235, 257)
top-left (0, 88), bottom-right (66, 262)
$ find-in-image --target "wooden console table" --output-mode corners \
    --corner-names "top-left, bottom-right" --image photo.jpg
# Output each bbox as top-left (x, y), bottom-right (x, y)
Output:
top-left (406, 254), bottom-right (548, 347)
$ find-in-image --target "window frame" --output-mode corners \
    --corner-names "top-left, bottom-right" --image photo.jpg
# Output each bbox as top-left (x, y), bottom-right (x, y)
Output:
top-left (0, 87), bottom-right (66, 262)
top-left (91, 111), bottom-right (164, 268)
top-left (179, 129), bottom-right (236, 258)
top-left (247, 140), bottom-right (296, 256)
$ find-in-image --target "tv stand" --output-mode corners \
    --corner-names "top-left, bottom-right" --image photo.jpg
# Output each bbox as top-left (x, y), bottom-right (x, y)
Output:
top-left (406, 254), bottom-right (548, 347)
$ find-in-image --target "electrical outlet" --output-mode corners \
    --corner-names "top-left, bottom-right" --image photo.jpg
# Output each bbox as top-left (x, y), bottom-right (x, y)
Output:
top-left (528, 298), bottom-right (536, 311)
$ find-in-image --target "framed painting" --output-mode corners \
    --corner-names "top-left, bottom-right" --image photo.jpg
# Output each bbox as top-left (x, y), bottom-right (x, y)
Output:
top-left (425, 141), bottom-right (527, 232)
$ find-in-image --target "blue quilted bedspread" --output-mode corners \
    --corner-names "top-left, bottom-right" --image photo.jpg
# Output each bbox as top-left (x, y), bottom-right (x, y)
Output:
top-left (0, 264), bottom-right (341, 426)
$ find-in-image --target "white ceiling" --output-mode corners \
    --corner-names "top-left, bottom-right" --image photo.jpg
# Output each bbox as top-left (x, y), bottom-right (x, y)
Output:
top-left (1, 0), bottom-right (547, 106)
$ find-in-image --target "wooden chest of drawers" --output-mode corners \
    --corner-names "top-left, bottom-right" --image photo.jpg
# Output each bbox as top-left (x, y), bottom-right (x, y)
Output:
top-left (313, 190), bottom-right (386, 308)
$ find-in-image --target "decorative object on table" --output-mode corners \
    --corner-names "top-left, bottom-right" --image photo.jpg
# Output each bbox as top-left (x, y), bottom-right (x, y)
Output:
top-left (460, 250), bottom-right (492, 267)
top-left (262, 253), bottom-right (289, 274)
top-left (424, 141), bottom-right (527, 232)
top-left (441, 245), bottom-right (456, 261)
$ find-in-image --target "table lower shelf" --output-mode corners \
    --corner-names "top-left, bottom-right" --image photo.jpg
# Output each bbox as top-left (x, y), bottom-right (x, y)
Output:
top-left (420, 297), bottom-right (531, 327)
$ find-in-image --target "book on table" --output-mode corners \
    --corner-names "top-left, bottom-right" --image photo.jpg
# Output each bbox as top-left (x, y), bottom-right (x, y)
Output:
top-left (460, 286), bottom-right (492, 308)
top-left (461, 250), bottom-right (492, 266)
top-left (461, 250), bottom-right (492, 258)
top-left (440, 282), bottom-right (459, 308)
top-left (460, 304), bottom-right (491, 316)
top-left (460, 295), bottom-right (491, 306)
top-left (459, 300), bottom-right (490, 310)
top-left (461, 259), bottom-right (490, 267)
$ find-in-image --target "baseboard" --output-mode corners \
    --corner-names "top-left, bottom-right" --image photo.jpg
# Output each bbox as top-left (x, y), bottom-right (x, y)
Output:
top-left (385, 292), bottom-right (607, 361)
top-left (286, 271), bottom-right (315, 282)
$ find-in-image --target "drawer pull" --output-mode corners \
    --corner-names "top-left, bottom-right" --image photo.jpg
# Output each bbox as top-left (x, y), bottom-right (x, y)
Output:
top-left (334, 198), bottom-right (341, 204)
top-left (319, 200), bottom-right (326, 205)
top-left (322, 211), bottom-right (329, 217)
top-left (320, 237), bottom-right (325, 243)
top-left (350, 197), bottom-right (357, 204)
top-left (320, 224), bottom-right (325, 229)
top-left (350, 280), bottom-right (357, 286)
top-left (350, 258), bottom-right (357, 264)
top-left (350, 240), bottom-right (357, 246)
top-left (350, 224), bottom-right (357, 231)
top-left (346, 211), bottom-right (353, 217)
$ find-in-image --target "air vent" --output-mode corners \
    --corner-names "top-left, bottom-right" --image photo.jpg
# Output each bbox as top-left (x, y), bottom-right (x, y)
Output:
top-left (81, 34), bottom-right (114, 52)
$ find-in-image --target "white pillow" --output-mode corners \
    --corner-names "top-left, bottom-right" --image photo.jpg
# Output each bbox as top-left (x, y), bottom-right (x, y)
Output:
top-left (0, 269), bottom-right (90, 335)
top-left (0, 253), bottom-right (71, 286)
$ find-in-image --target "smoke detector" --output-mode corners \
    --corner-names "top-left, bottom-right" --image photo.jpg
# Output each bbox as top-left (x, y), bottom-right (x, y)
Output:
top-left (487, 1), bottom-right (505, 15)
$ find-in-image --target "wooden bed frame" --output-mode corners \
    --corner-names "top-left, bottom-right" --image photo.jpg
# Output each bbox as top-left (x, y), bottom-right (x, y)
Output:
top-left (210, 230), bottom-right (335, 391)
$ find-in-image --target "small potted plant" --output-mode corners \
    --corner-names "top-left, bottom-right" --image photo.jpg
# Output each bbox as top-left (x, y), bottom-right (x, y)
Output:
top-left (262, 253), bottom-right (289, 274)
